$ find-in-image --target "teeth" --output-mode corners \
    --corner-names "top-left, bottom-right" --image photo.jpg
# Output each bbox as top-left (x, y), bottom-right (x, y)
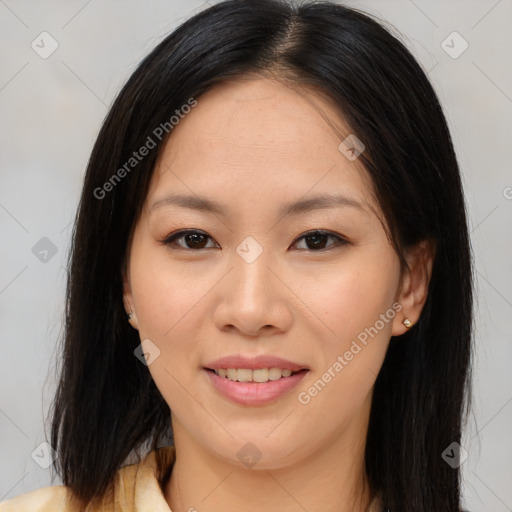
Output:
top-left (213, 368), bottom-right (296, 382)
top-left (268, 368), bottom-right (282, 380)
top-left (237, 369), bottom-right (252, 382)
top-left (253, 369), bottom-right (268, 382)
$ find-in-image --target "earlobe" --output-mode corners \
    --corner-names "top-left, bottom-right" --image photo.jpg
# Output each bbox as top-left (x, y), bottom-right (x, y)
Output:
top-left (123, 295), bottom-right (139, 330)
top-left (126, 308), bottom-right (139, 330)
top-left (392, 239), bottom-right (436, 336)
top-left (122, 268), bottom-right (139, 330)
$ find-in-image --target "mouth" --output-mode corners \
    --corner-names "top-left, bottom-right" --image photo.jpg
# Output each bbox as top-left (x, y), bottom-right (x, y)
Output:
top-left (202, 365), bottom-right (310, 406)
top-left (202, 355), bottom-right (310, 405)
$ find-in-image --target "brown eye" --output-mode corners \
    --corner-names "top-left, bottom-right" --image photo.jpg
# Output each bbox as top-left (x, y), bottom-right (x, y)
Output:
top-left (291, 230), bottom-right (348, 251)
top-left (161, 230), bottom-right (217, 250)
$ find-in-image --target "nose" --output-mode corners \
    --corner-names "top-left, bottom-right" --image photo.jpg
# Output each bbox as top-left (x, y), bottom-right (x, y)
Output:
top-left (213, 248), bottom-right (293, 338)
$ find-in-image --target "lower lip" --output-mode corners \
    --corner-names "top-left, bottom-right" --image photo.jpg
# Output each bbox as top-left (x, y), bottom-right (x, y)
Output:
top-left (204, 369), bottom-right (309, 406)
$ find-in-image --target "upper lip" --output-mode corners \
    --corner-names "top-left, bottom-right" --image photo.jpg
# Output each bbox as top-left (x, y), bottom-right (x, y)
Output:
top-left (204, 355), bottom-right (309, 372)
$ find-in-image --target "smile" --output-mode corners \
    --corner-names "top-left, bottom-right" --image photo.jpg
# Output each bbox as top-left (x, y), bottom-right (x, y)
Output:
top-left (204, 367), bottom-right (309, 406)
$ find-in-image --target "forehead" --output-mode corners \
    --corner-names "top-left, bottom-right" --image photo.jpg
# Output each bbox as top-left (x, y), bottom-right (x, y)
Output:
top-left (169, 75), bottom-right (348, 151)
top-left (146, 76), bottom-right (377, 216)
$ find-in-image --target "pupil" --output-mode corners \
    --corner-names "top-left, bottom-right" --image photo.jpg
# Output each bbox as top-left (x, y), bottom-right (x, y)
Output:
top-left (187, 233), bottom-right (207, 249)
top-left (306, 233), bottom-right (327, 250)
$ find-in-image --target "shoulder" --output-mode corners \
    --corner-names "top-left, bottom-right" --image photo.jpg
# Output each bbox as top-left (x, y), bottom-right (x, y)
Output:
top-left (0, 458), bottom-right (140, 511)
top-left (0, 484), bottom-right (70, 511)
top-left (0, 445), bottom-right (176, 512)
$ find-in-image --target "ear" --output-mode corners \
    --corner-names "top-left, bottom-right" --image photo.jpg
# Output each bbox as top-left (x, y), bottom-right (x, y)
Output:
top-left (392, 239), bottom-right (436, 336)
top-left (122, 260), bottom-right (139, 331)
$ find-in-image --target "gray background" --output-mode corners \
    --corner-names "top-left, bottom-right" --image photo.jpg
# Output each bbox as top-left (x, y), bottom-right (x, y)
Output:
top-left (1, 0), bottom-right (511, 510)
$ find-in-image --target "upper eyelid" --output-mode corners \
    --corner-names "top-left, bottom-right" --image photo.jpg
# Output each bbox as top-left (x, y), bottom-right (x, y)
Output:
top-left (290, 229), bottom-right (346, 243)
top-left (161, 229), bottom-right (217, 246)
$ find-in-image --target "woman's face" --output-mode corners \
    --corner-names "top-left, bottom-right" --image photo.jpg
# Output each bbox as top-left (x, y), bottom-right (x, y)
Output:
top-left (123, 76), bottom-right (411, 468)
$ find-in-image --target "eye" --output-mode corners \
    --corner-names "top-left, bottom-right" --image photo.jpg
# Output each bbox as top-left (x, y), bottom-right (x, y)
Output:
top-left (160, 229), bottom-right (348, 252)
top-left (290, 230), bottom-right (348, 251)
top-left (160, 229), bottom-right (219, 250)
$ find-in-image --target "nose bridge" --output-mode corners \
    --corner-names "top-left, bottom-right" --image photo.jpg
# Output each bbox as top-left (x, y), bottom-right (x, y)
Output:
top-left (231, 235), bottom-right (273, 304)
top-left (212, 234), bottom-right (290, 335)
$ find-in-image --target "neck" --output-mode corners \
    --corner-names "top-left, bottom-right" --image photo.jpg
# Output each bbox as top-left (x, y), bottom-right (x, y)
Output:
top-left (164, 403), bottom-right (374, 512)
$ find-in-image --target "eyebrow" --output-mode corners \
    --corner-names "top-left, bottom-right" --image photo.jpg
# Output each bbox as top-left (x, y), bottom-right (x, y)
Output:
top-left (149, 192), bottom-right (367, 217)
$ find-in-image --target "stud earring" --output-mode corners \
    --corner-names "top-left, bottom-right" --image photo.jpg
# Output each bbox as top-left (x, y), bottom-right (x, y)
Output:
top-left (127, 310), bottom-right (134, 321)
top-left (403, 318), bottom-right (412, 328)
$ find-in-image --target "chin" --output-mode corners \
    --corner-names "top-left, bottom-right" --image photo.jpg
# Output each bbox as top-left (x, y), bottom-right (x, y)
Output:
top-left (208, 435), bottom-right (309, 471)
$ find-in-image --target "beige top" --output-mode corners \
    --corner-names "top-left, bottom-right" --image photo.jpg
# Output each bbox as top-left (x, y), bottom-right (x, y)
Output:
top-left (0, 445), bottom-right (383, 511)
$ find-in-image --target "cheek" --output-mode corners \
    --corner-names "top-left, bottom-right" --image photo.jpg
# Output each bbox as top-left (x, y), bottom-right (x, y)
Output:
top-left (294, 262), bottom-right (398, 429)
top-left (308, 252), bottom-right (400, 346)
top-left (129, 236), bottom-right (211, 343)
top-left (128, 242), bottom-right (209, 410)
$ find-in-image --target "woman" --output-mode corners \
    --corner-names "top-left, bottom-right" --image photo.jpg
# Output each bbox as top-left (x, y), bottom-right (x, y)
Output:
top-left (0, 0), bottom-right (473, 511)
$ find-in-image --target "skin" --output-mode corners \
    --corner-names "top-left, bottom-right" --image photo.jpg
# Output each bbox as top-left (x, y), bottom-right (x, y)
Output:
top-left (122, 74), bottom-right (434, 512)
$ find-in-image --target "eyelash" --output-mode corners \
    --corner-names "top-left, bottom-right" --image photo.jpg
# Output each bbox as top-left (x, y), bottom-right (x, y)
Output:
top-left (159, 229), bottom-right (349, 252)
